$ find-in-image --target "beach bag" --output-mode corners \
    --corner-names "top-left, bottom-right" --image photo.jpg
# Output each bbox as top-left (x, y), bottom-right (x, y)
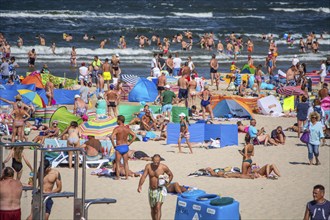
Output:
top-left (300, 122), bottom-right (310, 144)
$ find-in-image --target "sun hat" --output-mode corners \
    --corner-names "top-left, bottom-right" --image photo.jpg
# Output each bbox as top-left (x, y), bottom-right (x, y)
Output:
top-left (115, 53), bottom-right (120, 57)
top-left (74, 94), bottom-right (80, 99)
top-left (164, 117), bottom-right (170, 121)
top-left (179, 113), bottom-right (186, 117)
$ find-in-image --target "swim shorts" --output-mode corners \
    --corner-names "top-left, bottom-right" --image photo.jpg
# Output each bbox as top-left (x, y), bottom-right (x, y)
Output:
top-left (103, 71), bottom-right (111, 81)
top-left (115, 145), bottom-right (129, 155)
top-left (161, 104), bottom-right (173, 113)
top-left (178, 89), bottom-right (188, 99)
top-left (149, 188), bottom-right (166, 208)
top-left (0, 209), bottom-right (21, 220)
top-left (46, 198), bottom-right (53, 214)
top-left (210, 68), bottom-right (217, 73)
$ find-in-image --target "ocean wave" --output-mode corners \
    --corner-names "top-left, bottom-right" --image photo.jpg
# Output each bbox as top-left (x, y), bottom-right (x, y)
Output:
top-left (215, 15), bottom-right (265, 19)
top-left (270, 7), bottom-right (330, 13)
top-left (170, 12), bottom-right (213, 18)
top-left (0, 10), bottom-right (163, 20)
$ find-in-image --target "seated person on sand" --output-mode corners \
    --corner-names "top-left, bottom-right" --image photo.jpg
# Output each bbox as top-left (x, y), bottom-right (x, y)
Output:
top-left (29, 118), bottom-right (48, 131)
top-left (271, 126), bottom-right (286, 144)
top-left (248, 119), bottom-right (277, 146)
top-left (251, 163), bottom-right (281, 179)
top-left (80, 135), bottom-right (102, 161)
top-left (32, 120), bottom-right (59, 144)
top-left (237, 121), bottom-right (249, 133)
top-left (237, 80), bottom-right (247, 96)
top-left (127, 149), bottom-right (165, 161)
top-left (128, 104), bottom-right (151, 125)
top-left (112, 158), bottom-right (141, 177)
top-left (166, 182), bottom-right (188, 194)
top-left (140, 110), bottom-right (157, 131)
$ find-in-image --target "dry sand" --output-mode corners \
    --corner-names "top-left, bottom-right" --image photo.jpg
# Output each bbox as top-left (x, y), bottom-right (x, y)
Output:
top-left (1, 81), bottom-right (329, 219)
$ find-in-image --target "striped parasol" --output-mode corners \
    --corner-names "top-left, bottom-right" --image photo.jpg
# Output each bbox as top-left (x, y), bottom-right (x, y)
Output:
top-left (276, 86), bottom-right (306, 96)
top-left (79, 116), bottom-right (117, 139)
top-left (121, 74), bottom-right (140, 85)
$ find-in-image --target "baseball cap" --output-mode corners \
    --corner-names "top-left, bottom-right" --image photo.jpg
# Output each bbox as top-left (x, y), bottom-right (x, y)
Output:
top-left (164, 85), bottom-right (170, 89)
top-left (178, 113), bottom-right (186, 117)
top-left (74, 94), bottom-right (80, 99)
top-left (116, 53), bottom-right (120, 57)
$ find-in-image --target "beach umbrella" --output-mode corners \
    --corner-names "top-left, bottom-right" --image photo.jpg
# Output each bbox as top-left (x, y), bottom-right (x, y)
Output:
top-left (17, 89), bottom-right (46, 108)
top-left (121, 74), bottom-right (140, 85)
top-left (79, 116), bottom-right (117, 138)
top-left (276, 86), bottom-right (306, 96)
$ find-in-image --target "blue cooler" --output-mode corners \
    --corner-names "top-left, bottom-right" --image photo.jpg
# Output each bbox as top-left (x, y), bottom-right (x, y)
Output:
top-left (174, 191), bottom-right (240, 220)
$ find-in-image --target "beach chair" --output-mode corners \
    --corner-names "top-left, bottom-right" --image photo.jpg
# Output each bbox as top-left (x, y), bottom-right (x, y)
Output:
top-left (50, 151), bottom-right (109, 169)
top-left (48, 138), bottom-right (109, 169)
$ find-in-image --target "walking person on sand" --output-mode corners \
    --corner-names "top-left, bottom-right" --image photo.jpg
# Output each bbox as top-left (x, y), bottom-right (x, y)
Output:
top-left (177, 113), bottom-right (193, 154)
top-left (137, 154), bottom-right (173, 220)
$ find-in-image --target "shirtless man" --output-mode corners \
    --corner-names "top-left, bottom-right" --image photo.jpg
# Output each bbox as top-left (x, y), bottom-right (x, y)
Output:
top-left (198, 85), bottom-right (214, 121)
top-left (286, 65), bottom-right (296, 86)
top-left (299, 38), bottom-right (306, 53)
top-left (73, 94), bottom-right (88, 118)
top-left (177, 71), bottom-right (189, 108)
top-left (105, 84), bottom-right (119, 117)
top-left (306, 34), bottom-right (313, 50)
top-left (156, 72), bottom-right (167, 102)
top-left (188, 75), bottom-right (197, 107)
top-left (111, 54), bottom-right (121, 78)
top-left (45, 78), bottom-right (54, 106)
top-left (206, 36), bottom-right (214, 50)
top-left (141, 110), bottom-right (157, 131)
top-left (103, 58), bottom-right (112, 89)
top-left (139, 35), bottom-right (145, 48)
top-left (28, 49), bottom-right (36, 68)
top-left (137, 154), bottom-right (173, 220)
top-left (234, 43), bottom-right (240, 60)
top-left (0, 167), bottom-right (22, 220)
top-left (166, 54), bottom-right (174, 76)
top-left (27, 159), bottom-right (62, 220)
top-left (11, 102), bottom-right (30, 142)
top-left (209, 54), bottom-right (219, 86)
top-left (70, 46), bottom-right (77, 67)
top-left (110, 115), bottom-right (137, 180)
top-left (80, 135), bottom-right (102, 161)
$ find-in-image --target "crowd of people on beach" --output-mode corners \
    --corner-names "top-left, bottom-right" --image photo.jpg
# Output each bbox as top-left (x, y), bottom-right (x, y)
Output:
top-left (0, 28), bottom-right (330, 220)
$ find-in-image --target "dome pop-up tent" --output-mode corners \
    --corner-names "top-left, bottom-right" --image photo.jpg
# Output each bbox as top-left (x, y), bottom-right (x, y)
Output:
top-left (128, 78), bottom-right (158, 102)
top-left (213, 98), bottom-right (254, 119)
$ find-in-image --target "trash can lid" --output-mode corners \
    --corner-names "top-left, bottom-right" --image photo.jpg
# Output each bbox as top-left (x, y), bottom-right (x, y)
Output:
top-left (210, 197), bottom-right (234, 206)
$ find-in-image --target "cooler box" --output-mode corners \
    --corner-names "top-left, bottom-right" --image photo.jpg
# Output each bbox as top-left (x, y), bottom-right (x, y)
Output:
top-left (174, 191), bottom-right (240, 220)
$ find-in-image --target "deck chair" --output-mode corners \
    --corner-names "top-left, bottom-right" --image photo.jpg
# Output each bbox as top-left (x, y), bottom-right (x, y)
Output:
top-left (48, 138), bottom-right (109, 169)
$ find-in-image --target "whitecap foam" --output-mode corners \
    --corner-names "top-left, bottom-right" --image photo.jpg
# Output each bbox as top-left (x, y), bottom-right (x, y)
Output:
top-left (0, 10), bottom-right (163, 20)
top-left (270, 7), bottom-right (330, 13)
top-left (170, 12), bottom-right (213, 18)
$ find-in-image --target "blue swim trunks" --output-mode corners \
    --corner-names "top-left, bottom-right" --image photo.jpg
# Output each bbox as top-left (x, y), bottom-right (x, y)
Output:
top-left (115, 145), bottom-right (129, 155)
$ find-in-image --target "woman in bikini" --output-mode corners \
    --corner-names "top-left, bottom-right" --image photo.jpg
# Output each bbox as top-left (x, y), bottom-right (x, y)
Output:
top-left (251, 163), bottom-right (281, 179)
top-left (114, 80), bottom-right (126, 105)
top-left (198, 85), bottom-right (214, 121)
top-left (11, 102), bottom-right (30, 142)
top-left (3, 147), bottom-right (33, 180)
top-left (239, 134), bottom-right (254, 177)
top-left (177, 113), bottom-right (193, 154)
top-left (60, 121), bottom-right (80, 169)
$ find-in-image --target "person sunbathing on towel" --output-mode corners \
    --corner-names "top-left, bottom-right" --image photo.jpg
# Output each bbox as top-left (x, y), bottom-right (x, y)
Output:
top-left (204, 167), bottom-right (254, 179)
top-left (251, 163), bottom-right (281, 180)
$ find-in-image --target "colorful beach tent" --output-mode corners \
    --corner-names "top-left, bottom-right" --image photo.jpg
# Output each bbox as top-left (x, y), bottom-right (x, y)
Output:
top-left (128, 78), bottom-right (158, 102)
top-left (166, 123), bottom-right (238, 148)
top-left (49, 106), bottom-right (83, 132)
top-left (21, 73), bottom-right (44, 89)
top-left (212, 99), bottom-right (254, 119)
top-left (241, 64), bottom-right (255, 75)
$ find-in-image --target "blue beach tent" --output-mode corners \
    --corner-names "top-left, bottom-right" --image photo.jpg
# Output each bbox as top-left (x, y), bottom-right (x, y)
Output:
top-left (128, 78), bottom-right (158, 102)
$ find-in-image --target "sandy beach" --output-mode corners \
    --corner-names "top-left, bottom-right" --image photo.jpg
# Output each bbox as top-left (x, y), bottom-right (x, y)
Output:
top-left (1, 80), bottom-right (328, 220)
